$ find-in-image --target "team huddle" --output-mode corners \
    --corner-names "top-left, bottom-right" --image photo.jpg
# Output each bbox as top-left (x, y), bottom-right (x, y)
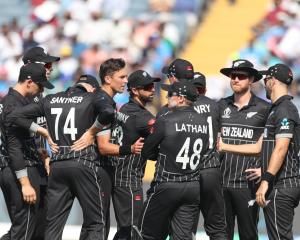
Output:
top-left (0, 46), bottom-right (300, 240)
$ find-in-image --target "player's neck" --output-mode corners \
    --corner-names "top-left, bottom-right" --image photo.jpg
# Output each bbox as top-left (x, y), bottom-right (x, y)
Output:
top-left (13, 83), bottom-right (28, 97)
top-left (101, 85), bottom-right (115, 98)
top-left (271, 87), bottom-right (288, 103)
top-left (233, 90), bottom-right (251, 109)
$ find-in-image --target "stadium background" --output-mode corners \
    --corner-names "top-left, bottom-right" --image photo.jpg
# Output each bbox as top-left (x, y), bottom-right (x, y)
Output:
top-left (1, 0), bottom-right (300, 239)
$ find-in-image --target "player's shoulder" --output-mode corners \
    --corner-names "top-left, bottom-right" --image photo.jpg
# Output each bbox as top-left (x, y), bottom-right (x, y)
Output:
top-left (252, 94), bottom-right (271, 108)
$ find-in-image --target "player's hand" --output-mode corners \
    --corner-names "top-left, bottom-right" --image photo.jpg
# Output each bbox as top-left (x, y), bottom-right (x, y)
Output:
top-left (131, 137), bottom-right (144, 154)
top-left (256, 180), bottom-right (269, 207)
top-left (20, 177), bottom-right (37, 205)
top-left (71, 130), bottom-right (95, 151)
top-left (47, 135), bottom-right (59, 153)
top-left (217, 137), bottom-right (223, 151)
top-left (45, 157), bottom-right (50, 175)
top-left (245, 168), bottom-right (261, 183)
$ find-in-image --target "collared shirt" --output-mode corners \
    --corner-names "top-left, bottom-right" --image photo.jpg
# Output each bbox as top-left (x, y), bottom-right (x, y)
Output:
top-left (142, 106), bottom-right (210, 183)
top-left (219, 93), bottom-right (270, 188)
top-left (262, 95), bottom-right (300, 188)
top-left (110, 98), bottom-right (156, 188)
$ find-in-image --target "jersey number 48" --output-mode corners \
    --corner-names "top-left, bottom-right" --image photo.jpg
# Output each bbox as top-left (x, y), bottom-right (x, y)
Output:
top-left (176, 137), bottom-right (202, 170)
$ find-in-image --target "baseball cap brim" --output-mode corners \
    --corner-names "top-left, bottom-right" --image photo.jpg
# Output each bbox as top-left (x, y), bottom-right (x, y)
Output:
top-left (39, 80), bottom-right (55, 89)
top-left (42, 55), bottom-right (60, 63)
top-left (259, 70), bottom-right (270, 75)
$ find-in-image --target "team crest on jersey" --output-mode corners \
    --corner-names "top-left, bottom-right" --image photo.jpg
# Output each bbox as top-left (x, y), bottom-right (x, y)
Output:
top-left (280, 118), bottom-right (289, 130)
top-left (246, 112), bottom-right (257, 119)
top-left (222, 107), bottom-right (231, 118)
top-left (33, 96), bottom-right (39, 103)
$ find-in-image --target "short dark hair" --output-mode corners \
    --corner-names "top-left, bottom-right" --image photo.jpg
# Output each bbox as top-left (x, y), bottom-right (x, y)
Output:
top-left (99, 58), bottom-right (126, 84)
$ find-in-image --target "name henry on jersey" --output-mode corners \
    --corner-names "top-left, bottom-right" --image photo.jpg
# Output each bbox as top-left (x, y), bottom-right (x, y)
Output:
top-left (222, 126), bottom-right (253, 139)
top-left (50, 96), bottom-right (83, 104)
top-left (194, 104), bottom-right (210, 114)
top-left (175, 123), bottom-right (208, 133)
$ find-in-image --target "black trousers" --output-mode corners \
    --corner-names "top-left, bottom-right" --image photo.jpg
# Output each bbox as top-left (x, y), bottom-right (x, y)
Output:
top-left (45, 161), bottom-right (105, 240)
top-left (223, 187), bottom-right (259, 240)
top-left (198, 168), bottom-right (227, 240)
top-left (112, 186), bottom-right (144, 240)
top-left (0, 166), bottom-right (43, 240)
top-left (139, 181), bottom-right (200, 240)
top-left (263, 187), bottom-right (300, 240)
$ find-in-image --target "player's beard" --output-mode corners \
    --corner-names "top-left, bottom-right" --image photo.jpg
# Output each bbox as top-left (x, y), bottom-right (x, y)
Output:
top-left (265, 87), bottom-right (271, 100)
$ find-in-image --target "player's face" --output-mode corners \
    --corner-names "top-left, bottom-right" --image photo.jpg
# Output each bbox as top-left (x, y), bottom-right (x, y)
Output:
top-left (109, 68), bottom-right (128, 93)
top-left (264, 76), bottom-right (273, 100)
top-left (44, 62), bottom-right (53, 80)
top-left (137, 83), bottom-right (155, 103)
top-left (230, 71), bottom-right (252, 94)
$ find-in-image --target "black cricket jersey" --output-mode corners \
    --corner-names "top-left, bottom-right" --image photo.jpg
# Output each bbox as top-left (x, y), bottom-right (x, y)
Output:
top-left (219, 93), bottom-right (270, 188)
top-left (142, 106), bottom-right (210, 183)
top-left (8, 85), bottom-right (114, 164)
top-left (194, 95), bottom-right (221, 169)
top-left (28, 94), bottom-right (47, 150)
top-left (156, 104), bottom-right (170, 118)
top-left (111, 98), bottom-right (156, 188)
top-left (262, 95), bottom-right (300, 188)
top-left (1, 88), bottom-right (40, 172)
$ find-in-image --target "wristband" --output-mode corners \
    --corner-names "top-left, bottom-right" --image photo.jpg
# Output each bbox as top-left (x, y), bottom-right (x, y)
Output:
top-left (119, 145), bottom-right (132, 155)
top-left (261, 171), bottom-right (275, 184)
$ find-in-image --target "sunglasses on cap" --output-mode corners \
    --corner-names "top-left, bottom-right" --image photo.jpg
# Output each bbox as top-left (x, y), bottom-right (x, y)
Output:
top-left (137, 83), bottom-right (154, 91)
top-left (230, 73), bottom-right (249, 80)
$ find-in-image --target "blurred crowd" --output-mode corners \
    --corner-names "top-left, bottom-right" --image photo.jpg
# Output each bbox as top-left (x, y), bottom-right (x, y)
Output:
top-left (0, 0), bottom-right (208, 102)
top-left (235, 0), bottom-right (300, 99)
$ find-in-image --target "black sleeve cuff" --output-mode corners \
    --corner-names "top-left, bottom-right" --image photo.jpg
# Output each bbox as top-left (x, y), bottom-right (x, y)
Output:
top-left (261, 171), bottom-right (275, 184)
top-left (119, 145), bottom-right (132, 155)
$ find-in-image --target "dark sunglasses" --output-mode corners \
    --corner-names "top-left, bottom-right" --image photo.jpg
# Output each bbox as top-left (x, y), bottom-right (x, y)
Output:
top-left (44, 62), bottom-right (52, 69)
top-left (263, 76), bottom-right (272, 85)
top-left (230, 73), bottom-right (249, 80)
top-left (138, 83), bottom-right (154, 91)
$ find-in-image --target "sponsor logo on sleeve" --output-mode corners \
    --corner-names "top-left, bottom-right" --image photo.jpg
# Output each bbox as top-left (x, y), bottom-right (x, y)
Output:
top-left (280, 118), bottom-right (289, 130)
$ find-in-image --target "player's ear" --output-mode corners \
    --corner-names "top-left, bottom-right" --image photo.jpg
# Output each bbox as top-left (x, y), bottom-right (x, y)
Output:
top-left (104, 75), bottom-right (111, 85)
top-left (130, 87), bottom-right (139, 96)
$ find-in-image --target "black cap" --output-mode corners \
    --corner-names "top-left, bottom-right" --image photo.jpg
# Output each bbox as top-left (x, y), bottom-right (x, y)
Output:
top-left (161, 79), bottom-right (198, 102)
top-left (220, 59), bottom-right (262, 82)
top-left (18, 63), bottom-right (54, 89)
top-left (162, 58), bottom-right (194, 80)
top-left (193, 72), bottom-right (206, 88)
top-left (128, 70), bottom-right (161, 89)
top-left (22, 47), bottom-right (60, 64)
top-left (77, 74), bottom-right (100, 90)
top-left (260, 63), bottom-right (293, 85)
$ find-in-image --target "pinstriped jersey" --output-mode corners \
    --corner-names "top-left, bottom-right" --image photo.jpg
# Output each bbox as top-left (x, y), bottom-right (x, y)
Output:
top-left (219, 94), bottom-right (270, 188)
top-left (142, 106), bottom-right (210, 182)
top-left (262, 95), bottom-right (300, 188)
top-left (111, 99), bottom-right (155, 188)
top-left (194, 95), bottom-right (221, 169)
top-left (8, 86), bottom-right (114, 163)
